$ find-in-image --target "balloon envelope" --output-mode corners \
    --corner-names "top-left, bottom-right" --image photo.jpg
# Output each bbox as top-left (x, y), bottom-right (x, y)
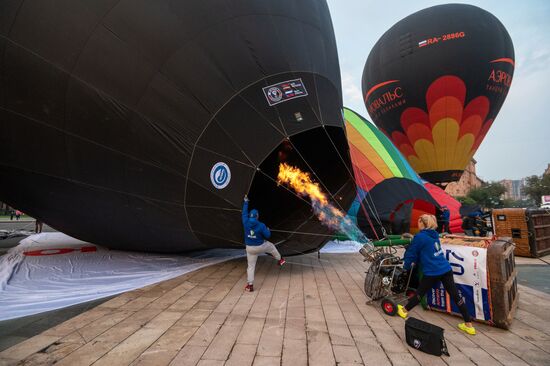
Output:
top-left (363, 4), bottom-right (514, 184)
top-left (344, 108), bottom-right (438, 238)
top-left (0, 0), bottom-right (354, 255)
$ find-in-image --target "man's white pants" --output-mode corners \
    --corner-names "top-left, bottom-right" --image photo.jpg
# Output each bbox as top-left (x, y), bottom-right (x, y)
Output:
top-left (246, 241), bottom-right (281, 284)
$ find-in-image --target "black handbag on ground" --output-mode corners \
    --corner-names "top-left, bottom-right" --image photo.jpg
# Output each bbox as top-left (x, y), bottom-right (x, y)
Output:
top-left (405, 317), bottom-right (450, 356)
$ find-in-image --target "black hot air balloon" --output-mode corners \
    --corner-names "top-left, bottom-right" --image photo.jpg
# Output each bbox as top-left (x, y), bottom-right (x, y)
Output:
top-left (363, 4), bottom-right (514, 184)
top-left (0, 1), bottom-right (355, 255)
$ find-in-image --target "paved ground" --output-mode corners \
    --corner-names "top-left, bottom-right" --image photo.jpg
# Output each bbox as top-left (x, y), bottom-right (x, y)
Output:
top-left (0, 298), bottom-right (113, 352)
top-left (517, 265), bottom-right (550, 295)
top-left (516, 255), bottom-right (550, 295)
top-left (0, 253), bottom-right (548, 366)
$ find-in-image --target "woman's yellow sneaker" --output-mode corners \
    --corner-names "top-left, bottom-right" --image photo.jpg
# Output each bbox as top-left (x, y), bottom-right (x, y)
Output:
top-left (458, 323), bottom-right (476, 335)
top-left (397, 305), bottom-right (408, 319)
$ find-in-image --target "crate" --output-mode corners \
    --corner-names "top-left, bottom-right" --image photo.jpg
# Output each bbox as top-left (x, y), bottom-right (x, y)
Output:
top-left (492, 208), bottom-right (550, 257)
top-left (486, 237), bottom-right (518, 329)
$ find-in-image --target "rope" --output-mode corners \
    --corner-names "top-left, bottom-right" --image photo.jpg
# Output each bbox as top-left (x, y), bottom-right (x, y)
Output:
top-left (270, 229), bottom-right (337, 238)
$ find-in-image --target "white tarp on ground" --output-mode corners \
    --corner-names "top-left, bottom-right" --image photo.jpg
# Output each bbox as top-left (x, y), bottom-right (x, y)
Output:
top-left (320, 240), bottom-right (362, 253)
top-left (0, 232), bottom-right (244, 321)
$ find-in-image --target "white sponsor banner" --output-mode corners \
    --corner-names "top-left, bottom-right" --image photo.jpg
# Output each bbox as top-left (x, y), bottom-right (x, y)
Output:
top-left (0, 233), bottom-right (244, 321)
top-left (434, 243), bottom-right (489, 320)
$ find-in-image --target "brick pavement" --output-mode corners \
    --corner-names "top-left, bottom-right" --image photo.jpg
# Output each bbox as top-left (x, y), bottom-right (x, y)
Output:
top-left (0, 254), bottom-right (548, 366)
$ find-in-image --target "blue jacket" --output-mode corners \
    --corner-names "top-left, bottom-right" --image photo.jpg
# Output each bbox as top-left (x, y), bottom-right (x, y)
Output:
top-left (441, 209), bottom-right (450, 222)
top-left (242, 201), bottom-right (271, 246)
top-left (403, 229), bottom-right (451, 276)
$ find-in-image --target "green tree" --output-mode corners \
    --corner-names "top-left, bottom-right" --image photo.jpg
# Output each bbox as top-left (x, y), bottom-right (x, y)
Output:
top-left (466, 182), bottom-right (506, 209)
top-left (523, 174), bottom-right (550, 205)
top-left (456, 196), bottom-right (477, 206)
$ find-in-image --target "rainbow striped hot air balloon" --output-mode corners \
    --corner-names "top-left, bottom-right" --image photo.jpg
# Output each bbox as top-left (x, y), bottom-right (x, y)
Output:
top-left (344, 108), bottom-right (438, 238)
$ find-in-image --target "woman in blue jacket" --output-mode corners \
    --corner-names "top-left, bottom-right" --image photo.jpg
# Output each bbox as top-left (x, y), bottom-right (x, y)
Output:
top-left (397, 214), bottom-right (476, 335)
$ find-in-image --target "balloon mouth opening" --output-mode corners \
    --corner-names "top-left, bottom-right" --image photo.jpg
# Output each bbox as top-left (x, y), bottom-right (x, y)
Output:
top-left (247, 126), bottom-right (356, 256)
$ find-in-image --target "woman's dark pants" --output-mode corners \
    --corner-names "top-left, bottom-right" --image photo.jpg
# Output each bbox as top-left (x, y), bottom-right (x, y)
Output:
top-left (405, 270), bottom-right (471, 323)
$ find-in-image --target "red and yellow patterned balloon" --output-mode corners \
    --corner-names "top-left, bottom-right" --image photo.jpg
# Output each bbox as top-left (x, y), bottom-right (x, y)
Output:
top-left (363, 4), bottom-right (514, 184)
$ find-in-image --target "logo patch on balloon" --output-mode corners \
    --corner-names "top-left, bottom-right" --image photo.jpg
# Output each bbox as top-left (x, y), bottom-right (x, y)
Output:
top-left (210, 162), bottom-right (231, 189)
top-left (266, 87), bottom-right (283, 103)
top-left (262, 78), bottom-right (308, 106)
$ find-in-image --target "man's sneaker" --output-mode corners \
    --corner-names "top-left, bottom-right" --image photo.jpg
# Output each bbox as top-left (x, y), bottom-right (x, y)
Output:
top-left (244, 284), bottom-right (254, 292)
top-left (397, 305), bottom-right (408, 319)
top-left (458, 323), bottom-right (476, 335)
top-left (278, 258), bottom-right (286, 266)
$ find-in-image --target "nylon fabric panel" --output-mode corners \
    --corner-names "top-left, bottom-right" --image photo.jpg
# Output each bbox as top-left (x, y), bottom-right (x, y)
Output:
top-left (7, 0), bottom-right (113, 69)
top-left (65, 136), bottom-right (187, 204)
top-left (348, 143), bottom-right (386, 187)
top-left (103, 0), bottom-right (189, 69)
top-left (238, 82), bottom-right (287, 135)
top-left (135, 74), bottom-right (208, 157)
top-left (214, 97), bottom-right (285, 166)
top-left (0, 166), bottom-right (199, 252)
top-left (0, 108), bottom-right (68, 179)
top-left (185, 180), bottom-right (236, 210)
top-left (186, 207), bottom-right (244, 249)
top-left (64, 81), bottom-right (189, 201)
top-left (196, 120), bottom-right (254, 167)
top-left (0, 0), bottom-right (23, 35)
top-left (71, 26), bottom-right (158, 107)
top-left (314, 76), bottom-right (344, 127)
top-left (347, 120), bottom-right (399, 178)
top-left (1, 42), bottom-right (69, 130)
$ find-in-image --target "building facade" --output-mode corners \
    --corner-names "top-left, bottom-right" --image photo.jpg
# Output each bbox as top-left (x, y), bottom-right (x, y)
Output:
top-left (445, 159), bottom-right (483, 197)
top-left (500, 179), bottom-right (526, 201)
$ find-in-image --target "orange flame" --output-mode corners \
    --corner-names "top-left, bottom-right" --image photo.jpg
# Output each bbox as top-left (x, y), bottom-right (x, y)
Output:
top-left (277, 163), bottom-right (328, 205)
top-left (276, 163), bottom-right (370, 245)
top-left (277, 163), bottom-right (345, 230)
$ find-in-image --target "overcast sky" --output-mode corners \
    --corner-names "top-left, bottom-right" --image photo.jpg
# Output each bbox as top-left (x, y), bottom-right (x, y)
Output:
top-left (327, 0), bottom-right (550, 181)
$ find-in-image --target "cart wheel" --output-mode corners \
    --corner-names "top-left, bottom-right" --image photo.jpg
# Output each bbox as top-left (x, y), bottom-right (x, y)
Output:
top-left (381, 297), bottom-right (398, 316)
top-left (405, 287), bottom-right (417, 299)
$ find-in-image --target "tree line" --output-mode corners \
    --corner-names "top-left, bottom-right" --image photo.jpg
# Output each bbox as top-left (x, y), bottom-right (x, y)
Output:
top-left (455, 174), bottom-right (550, 209)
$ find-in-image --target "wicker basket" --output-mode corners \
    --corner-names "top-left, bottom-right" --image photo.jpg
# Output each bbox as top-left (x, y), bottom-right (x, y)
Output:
top-left (492, 208), bottom-right (550, 257)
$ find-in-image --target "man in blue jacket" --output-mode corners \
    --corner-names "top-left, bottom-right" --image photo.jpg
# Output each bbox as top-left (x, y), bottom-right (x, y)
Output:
top-left (242, 195), bottom-right (285, 292)
top-left (439, 206), bottom-right (451, 233)
top-left (397, 214), bottom-right (475, 335)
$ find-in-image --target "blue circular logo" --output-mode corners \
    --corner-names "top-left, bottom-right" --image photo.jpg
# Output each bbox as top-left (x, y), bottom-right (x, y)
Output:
top-left (210, 162), bottom-right (231, 189)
